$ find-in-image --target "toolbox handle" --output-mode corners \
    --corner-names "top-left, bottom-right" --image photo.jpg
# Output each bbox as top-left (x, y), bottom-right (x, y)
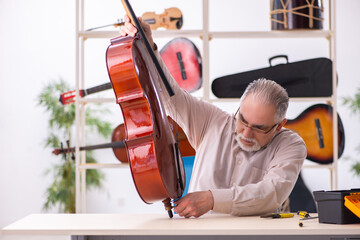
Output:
top-left (269, 55), bottom-right (289, 67)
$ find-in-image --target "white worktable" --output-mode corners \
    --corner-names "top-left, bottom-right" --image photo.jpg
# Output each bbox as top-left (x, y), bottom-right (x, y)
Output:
top-left (2, 213), bottom-right (360, 240)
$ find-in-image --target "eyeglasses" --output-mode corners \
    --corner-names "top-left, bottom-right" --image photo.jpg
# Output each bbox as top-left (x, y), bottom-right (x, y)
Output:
top-left (234, 107), bottom-right (279, 135)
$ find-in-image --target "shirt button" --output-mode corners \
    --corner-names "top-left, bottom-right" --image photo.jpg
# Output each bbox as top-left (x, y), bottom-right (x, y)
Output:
top-left (232, 182), bottom-right (236, 187)
top-left (237, 160), bottom-right (241, 164)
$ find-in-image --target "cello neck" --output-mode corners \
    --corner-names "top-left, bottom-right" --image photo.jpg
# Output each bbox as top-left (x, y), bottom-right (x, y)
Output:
top-left (121, 0), bottom-right (175, 97)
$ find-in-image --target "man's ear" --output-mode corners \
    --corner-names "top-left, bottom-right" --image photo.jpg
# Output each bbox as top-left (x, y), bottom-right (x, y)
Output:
top-left (276, 118), bottom-right (287, 131)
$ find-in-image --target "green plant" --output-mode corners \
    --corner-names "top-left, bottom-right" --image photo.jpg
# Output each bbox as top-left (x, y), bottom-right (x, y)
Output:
top-left (38, 78), bottom-right (113, 213)
top-left (342, 87), bottom-right (360, 176)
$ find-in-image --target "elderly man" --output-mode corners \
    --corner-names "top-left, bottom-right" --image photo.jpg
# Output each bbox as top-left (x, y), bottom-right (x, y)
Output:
top-left (120, 16), bottom-right (307, 218)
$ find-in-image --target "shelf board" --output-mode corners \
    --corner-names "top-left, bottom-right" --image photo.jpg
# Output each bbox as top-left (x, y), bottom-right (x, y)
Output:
top-left (78, 163), bottom-right (128, 170)
top-left (78, 30), bottom-right (333, 40)
top-left (77, 97), bottom-right (333, 104)
top-left (79, 98), bottom-right (115, 103)
top-left (303, 163), bottom-right (334, 169)
top-left (154, 30), bottom-right (203, 38)
top-left (210, 30), bottom-right (333, 39)
top-left (209, 96), bottom-right (333, 103)
top-left (78, 31), bottom-right (119, 39)
top-left (78, 30), bottom-right (203, 39)
top-left (77, 161), bottom-right (333, 170)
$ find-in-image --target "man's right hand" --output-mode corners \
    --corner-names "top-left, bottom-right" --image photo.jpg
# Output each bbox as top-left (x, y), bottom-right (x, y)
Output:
top-left (174, 190), bottom-right (214, 218)
top-left (119, 15), bottom-right (156, 51)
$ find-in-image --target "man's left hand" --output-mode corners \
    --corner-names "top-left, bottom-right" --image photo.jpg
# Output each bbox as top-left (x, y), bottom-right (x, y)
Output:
top-left (174, 190), bottom-right (214, 218)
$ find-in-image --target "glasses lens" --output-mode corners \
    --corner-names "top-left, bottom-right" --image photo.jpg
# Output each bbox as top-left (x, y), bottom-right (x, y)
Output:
top-left (237, 113), bottom-right (277, 134)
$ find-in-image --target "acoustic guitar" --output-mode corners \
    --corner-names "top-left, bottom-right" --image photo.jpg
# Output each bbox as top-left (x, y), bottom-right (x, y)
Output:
top-left (284, 104), bottom-right (345, 164)
top-left (160, 38), bottom-right (202, 93)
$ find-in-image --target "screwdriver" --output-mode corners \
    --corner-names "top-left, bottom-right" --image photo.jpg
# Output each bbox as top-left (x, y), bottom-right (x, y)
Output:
top-left (297, 211), bottom-right (310, 218)
top-left (297, 211), bottom-right (318, 227)
top-left (260, 213), bottom-right (294, 218)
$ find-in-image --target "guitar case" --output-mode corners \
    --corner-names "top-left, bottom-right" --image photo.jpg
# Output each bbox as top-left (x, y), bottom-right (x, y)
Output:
top-left (289, 171), bottom-right (317, 213)
top-left (212, 55), bottom-right (334, 98)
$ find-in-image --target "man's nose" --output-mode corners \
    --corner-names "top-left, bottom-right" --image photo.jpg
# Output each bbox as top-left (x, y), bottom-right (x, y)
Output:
top-left (242, 125), bottom-right (253, 138)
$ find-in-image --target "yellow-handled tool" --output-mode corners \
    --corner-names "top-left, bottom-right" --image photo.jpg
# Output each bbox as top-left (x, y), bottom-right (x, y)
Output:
top-left (260, 213), bottom-right (294, 218)
top-left (297, 211), bottom-right (310, 218)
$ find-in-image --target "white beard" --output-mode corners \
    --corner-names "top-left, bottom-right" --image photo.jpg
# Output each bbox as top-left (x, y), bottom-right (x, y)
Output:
top-left (235, 133), bottom-right (261, 152)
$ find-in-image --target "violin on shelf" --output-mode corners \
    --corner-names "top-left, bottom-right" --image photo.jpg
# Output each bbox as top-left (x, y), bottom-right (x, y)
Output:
top-left (52, 117), bottom-right (195, 164)
top-left (142, 7), bottom-right (183, 30)
top-left (59, 37), bottom-right (202, 105)
top-left (86, 7), bottom-right (183, 31)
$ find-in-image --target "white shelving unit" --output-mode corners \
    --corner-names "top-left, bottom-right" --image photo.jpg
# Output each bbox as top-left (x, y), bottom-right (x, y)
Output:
top-left (74, 0), bottom-right (338, 213)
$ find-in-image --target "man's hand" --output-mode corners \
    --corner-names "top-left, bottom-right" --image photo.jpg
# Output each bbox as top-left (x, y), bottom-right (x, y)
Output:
top-left (174, 191), bottom-right (214, 218)
top-left (119, 15), bottom-right (155, 50)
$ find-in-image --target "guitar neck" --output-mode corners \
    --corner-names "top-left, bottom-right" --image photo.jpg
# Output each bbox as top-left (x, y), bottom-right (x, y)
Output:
top-left (54, 141), bottom-right (125, 155)
top-left (79, 141), bottom-right (125, 151)
top-left (83, 82), bottom-right (112, 97)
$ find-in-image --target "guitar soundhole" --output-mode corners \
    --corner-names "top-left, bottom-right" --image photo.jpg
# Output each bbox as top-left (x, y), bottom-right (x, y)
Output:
top-left (314, 118), bottom-right (324, 149)
top-left (176, 52), bottom-right (187, 80)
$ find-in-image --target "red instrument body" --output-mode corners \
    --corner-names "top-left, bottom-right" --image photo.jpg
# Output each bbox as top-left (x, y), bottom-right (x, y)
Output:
top-left (106, 35), bottom-right (185, 204)
top-left (112, 117), bottom-right (195, 163)
top-left (160, 38), bottom-right (202, 93)
top-left (111, 123), bottom-right (128, 163)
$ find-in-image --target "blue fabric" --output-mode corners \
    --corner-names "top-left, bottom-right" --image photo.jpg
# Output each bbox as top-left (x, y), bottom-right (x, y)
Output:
top-left (181, 156), bottom-right (195, 198)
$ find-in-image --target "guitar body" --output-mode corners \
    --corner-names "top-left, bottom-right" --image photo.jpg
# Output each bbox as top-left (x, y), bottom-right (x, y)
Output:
top-left (160, 38), bottom-right (202, 93)
top-left (284, 104), bottom-right (345, 164)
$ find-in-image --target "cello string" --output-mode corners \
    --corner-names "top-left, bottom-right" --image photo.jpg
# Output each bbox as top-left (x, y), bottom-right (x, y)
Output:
top-left (174, 81), bottom-right (185, 193)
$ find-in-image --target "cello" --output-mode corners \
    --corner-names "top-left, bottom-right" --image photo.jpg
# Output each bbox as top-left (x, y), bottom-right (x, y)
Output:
top-left (105, 0), bottom-right (185, 217)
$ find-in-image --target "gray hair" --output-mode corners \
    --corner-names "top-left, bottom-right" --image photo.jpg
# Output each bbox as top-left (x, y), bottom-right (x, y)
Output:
top-left (240, 78), bottom-right (289, 122)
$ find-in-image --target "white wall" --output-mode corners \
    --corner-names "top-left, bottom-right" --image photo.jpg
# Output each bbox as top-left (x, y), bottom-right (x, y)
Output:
top-left (1, 0), bottom-right (360, 232)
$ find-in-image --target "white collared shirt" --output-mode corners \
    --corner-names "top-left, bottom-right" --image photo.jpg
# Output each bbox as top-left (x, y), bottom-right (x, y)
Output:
top-left (155, 51), bottom-right (307, 216)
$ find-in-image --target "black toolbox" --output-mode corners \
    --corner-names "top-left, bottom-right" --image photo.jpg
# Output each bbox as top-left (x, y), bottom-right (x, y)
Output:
top-left (313, 189), bottom-right (360, 224)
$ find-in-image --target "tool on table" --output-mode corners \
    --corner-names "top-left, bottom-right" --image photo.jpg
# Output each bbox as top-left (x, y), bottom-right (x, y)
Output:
top-left (297, 211), bottom-right (319, 227)
top-left (297, 211), bottom-right (318, 219)
top-left (260, 213), bottom-right (294, 218)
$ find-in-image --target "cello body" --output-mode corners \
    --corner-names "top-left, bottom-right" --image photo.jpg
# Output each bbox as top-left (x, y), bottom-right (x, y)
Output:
top-left (106, 35), bottom-right (185, 204)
